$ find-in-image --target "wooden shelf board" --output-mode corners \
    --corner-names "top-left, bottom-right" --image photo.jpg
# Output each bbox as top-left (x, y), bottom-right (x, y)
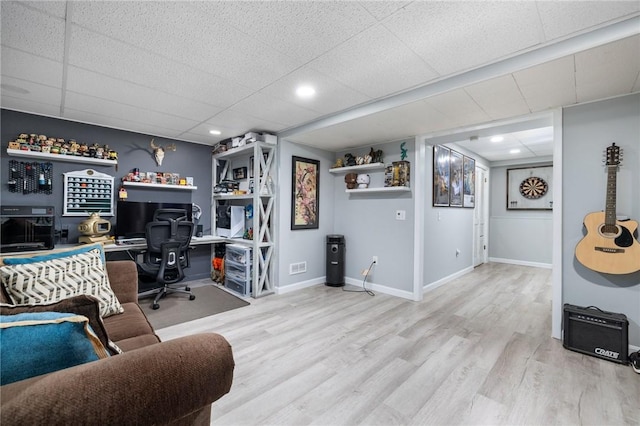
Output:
top-left (122, 181), bottom-right (197, 190)
top-left (7, 148), bottom-right (117, 166)
top-left (329, 163), bottom-right (385, 174)
top-left (345, 186), bottom-right (411, 194)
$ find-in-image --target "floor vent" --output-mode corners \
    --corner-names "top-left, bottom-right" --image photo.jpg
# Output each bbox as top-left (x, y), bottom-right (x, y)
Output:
top-left (289, 261), bottom-right (307, 275)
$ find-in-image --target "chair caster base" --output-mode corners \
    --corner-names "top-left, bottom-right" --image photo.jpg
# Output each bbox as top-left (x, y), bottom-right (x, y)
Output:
top-left (189, 295), bottom-right (196, 301)
top-left (152, 303), bottom-right (160, 310)
top-left (185, 286), bottom-right (191, 291)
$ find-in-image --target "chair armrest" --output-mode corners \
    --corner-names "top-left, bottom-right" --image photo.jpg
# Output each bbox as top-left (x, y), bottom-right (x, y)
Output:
top-left (105, 260), bottom-right (139, 303)
top-left (1, 333), bottom-right (234, 425)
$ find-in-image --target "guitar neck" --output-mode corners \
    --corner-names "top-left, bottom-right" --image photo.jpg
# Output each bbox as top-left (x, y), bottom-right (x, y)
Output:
top-left (604, 165), bottom-right (618, 228)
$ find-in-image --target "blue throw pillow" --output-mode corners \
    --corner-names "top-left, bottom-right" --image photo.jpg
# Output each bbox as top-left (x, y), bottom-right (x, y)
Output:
top-left (0, 311), bottom-right (110, 385)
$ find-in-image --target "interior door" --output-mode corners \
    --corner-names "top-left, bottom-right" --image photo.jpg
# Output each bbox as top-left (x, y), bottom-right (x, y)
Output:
top-left (473, 167), bottom-right (488, 266)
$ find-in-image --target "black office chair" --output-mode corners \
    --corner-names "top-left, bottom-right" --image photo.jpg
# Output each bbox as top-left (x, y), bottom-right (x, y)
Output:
top-left (137, 209), bottom-right (195, 310)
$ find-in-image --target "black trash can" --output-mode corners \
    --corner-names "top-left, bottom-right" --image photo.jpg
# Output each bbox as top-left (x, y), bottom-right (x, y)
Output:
top-left (326, 234), bottom-right (345, 287)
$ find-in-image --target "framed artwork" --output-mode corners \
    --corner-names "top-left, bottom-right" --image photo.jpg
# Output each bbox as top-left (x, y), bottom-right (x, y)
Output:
top-left (433, 145), bottom-right (450, 207)
top-left (233, 167), bottom-right (247, 180)
top-left (507, 165), bottom-right (553, 210)
top-left (449, 150), bottom-right (463, 207)
top-left (463, 155), bottom-right (476, 208)
top-left (291, 156), bottom-right (319, 230)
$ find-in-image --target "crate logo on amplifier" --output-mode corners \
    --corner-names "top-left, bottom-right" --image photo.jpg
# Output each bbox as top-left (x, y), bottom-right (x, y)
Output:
top-left (595, 348), bottom-right (619, 359)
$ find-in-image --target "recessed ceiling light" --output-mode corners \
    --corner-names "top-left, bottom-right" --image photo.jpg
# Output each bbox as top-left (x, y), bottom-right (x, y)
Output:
top-left (490, 136), bottom-right (504, 143)
top-left (510, 149), bottom-right (521, 154)
top-left (209, 130), bottom-right (221, 136)
top-left (296, 85), bottom-right (316, 98)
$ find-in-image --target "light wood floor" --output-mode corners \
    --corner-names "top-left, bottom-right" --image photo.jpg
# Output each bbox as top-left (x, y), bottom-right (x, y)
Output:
top-left (157, 263), bottom-right (639, 426)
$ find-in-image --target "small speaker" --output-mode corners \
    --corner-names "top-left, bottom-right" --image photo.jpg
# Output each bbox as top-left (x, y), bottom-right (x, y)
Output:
top-left (196, 224), bottom-right (203, 237)
top-left (563, 304), bottom-right (628, 364)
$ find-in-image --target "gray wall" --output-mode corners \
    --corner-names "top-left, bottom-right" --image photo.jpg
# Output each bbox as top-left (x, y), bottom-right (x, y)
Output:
top-left (562, 93), bottom-right (640, 347)
top-left (489, 162), bottom-right (553, 266)
top-left (276, 140), bottom-right (336, 289)
top-left (1, 109), bottom-right (213, 279)
top-left (421, 141), bottom-right (490, 286)
top-left (334, 140), bottom-right (415, 295)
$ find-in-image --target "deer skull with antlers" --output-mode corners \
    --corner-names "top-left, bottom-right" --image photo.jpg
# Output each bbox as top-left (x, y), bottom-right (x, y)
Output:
top-left (149, 138), bottom-right (176, 166)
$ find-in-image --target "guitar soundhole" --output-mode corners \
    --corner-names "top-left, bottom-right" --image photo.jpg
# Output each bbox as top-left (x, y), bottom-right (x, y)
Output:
top-left (600, 224), bottom-right (619, 237)
top-left (598, 223), bottom-right (634, 248)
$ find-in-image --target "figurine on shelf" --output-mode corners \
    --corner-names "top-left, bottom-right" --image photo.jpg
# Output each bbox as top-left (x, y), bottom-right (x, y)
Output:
top-left (332, 158), bottom-right (343, 168)
top-left (370, 147), bottom-right (384, 163)
top-left (344, 153), bottom-right (356, 166)
top-left (357, 174), bottom-right (370, 189)
top-left (344, 172), bottom-right (358, 189)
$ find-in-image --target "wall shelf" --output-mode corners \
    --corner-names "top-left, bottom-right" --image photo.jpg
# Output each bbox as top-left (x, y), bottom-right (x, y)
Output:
top-left (122, 181), bottom-right (197, 190)
top-left (6, 148), bottom-right (117, 166)
top-left (329, 163), bottom-right (385, 174)
top-left (346, 186), bottom-right (410, 194)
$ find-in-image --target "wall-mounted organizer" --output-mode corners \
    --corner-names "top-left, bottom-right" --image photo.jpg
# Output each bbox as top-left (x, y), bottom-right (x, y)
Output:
top-left (7, 160), bottom-right (53, 195)
top-left (63, 169), bottom-right (115, 217)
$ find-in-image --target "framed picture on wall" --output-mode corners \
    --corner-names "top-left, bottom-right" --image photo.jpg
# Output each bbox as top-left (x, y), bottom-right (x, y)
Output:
top-left (507, 165), bottom-right (553, 210)
top-left (463, 155), bottom-right (476, 208)
top-left (449, 150), bottom-right (463, 207)
top-left (433, 145), bottom-right (450, 207)
top-left (291, 156), bottom-right (319, 230)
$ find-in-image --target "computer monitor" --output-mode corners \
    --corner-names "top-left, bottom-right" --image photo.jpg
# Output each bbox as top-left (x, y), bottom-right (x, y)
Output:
top-left (115, 201), bottom-right (193, 239)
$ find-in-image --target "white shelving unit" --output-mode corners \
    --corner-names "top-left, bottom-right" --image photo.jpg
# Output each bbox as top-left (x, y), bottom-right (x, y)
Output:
top-left (122, 181), bottom-right (197, 190)
top-left (6, 148), bottom-right (117, 166)
top-left (212, 142), bottom-right (276, 298)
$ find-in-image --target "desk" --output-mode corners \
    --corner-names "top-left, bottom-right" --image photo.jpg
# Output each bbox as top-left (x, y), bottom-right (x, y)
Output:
top-left (0, 235), bottom-right (231, 257)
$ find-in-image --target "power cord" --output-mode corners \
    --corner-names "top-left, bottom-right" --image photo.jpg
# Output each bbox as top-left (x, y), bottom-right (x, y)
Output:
top-left (343, 260), bottom-right (375, 296)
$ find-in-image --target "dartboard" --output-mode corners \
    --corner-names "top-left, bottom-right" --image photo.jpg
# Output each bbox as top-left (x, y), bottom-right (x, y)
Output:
top-left (519, 176), bottom-right (548, 199)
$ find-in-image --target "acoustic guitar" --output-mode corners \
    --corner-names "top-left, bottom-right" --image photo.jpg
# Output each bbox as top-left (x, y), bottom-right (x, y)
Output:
top-left (575, 143), bottom-right (640, 274)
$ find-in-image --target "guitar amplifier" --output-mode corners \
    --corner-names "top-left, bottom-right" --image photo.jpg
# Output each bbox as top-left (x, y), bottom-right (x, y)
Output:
top-left (563, 304), bottom-right (628, 364)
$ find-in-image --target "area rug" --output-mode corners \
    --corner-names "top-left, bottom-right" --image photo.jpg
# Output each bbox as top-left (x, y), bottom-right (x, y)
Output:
top-left (140, 284), bottom-right (249, 330)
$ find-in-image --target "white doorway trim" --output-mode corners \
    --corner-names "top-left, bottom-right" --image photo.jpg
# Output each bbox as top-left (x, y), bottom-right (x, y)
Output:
top-left (473, 165), bottom-right (489, 267)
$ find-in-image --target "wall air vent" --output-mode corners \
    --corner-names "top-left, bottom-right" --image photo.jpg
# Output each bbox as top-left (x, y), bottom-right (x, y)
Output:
top-left (289, 261), bottom-right (307, 275)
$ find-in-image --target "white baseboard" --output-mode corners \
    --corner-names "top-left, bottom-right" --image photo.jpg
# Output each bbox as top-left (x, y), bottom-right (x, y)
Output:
top-left (276, 276), bottom-right (325, 294)
top-left (489, 257), bottom-right (552, 269)
top-left (423, 266), bottom-right (474, 293)
top-left (344, 277), bottom-right (414, 300)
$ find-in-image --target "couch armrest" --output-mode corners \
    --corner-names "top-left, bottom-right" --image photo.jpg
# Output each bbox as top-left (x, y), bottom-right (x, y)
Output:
top-left (105, 260), bottom-right (139, 304)
top-left (1, 333), bottom-right (234, 425)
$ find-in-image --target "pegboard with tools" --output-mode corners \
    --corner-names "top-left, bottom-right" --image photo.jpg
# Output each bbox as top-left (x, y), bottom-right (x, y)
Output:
top-left (7, 160), bottom-right (53, 194)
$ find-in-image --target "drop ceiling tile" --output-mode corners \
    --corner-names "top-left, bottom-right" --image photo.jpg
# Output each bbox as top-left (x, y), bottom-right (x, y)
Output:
top-left (359, 1), bottom-right (412, 21)
top-left (465, 75), bottom-right (530, 120)
top-left (65, 67), bottom-right (223, 122)
top-left (20, 1), bottom-right (67, 18)
top-left (383, 1), bottom-right (543, 76)
top-left (575, 35), bottom-right (640, 103)
top-left (424, 89), bottom-right (492, 128)
top-left (257, 66), bottom-right (371, 115)
top-left (1, 47), bottom-right (63, 88)
top-left (68, 26), bottom-right (254, 109)
top-left (64, 92), bottom-right (201, 135)
top-left (204, 109), bottom-right (286, 135)
top-left (71, 1), bottom-right (301, 90)
top-left (513, 56), bottom-right (577, 112)
top-left (1, 76), bottom-right (61, 106)
top-left (204, 1), bottom-right (378, 63)
top-left (308, 25), bottom-right (439, 98)
top-left (0, 94), bottom-right (60, 118)
top-left (230, 93), bottom-right (322, 128)
top-left (1, 1), bottom-right (65, 61)
top-left (537, 1), bottom-right (640, 41)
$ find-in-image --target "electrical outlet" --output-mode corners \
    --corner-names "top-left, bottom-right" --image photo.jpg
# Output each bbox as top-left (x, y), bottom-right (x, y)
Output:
top-left (372, 256), bottom-right (378, 264)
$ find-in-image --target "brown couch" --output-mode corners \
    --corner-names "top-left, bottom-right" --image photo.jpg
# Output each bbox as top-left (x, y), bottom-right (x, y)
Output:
top-left (0, 260), bottom-right (234, 425)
